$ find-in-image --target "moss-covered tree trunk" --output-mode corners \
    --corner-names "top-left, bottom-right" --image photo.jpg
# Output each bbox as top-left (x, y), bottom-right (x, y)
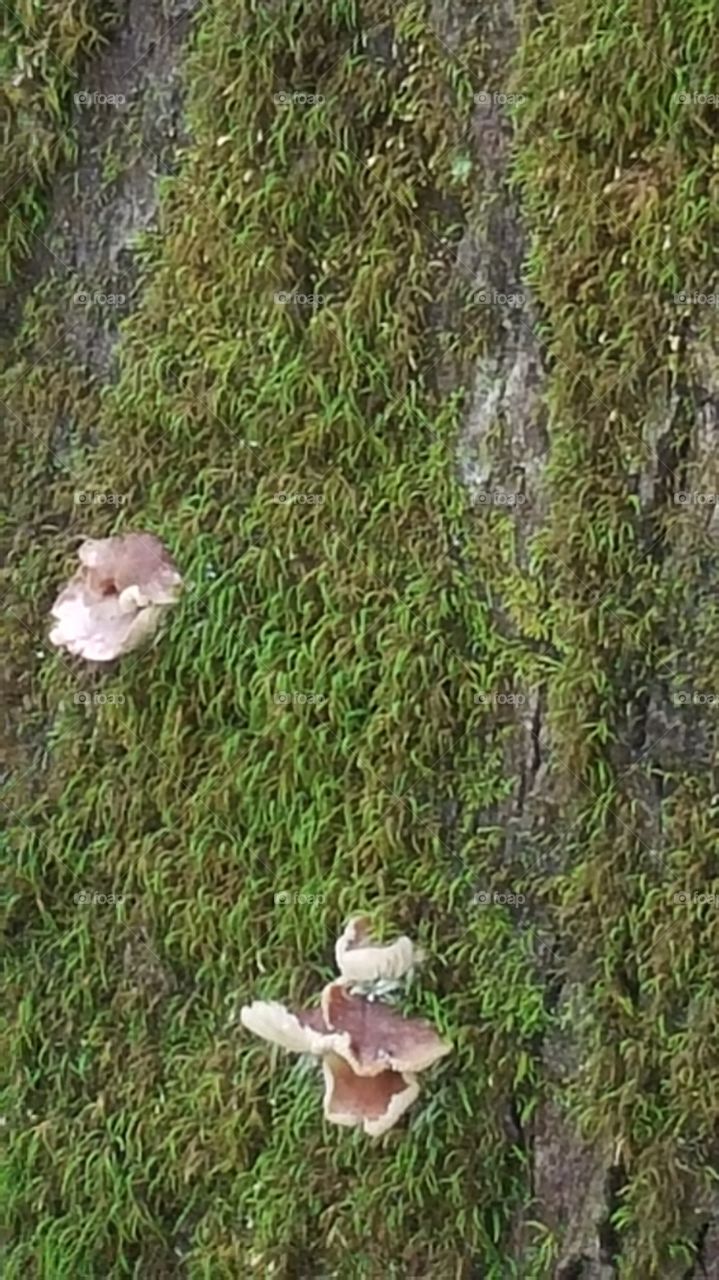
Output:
top-left (2, 0), bottom-right (718, 1276)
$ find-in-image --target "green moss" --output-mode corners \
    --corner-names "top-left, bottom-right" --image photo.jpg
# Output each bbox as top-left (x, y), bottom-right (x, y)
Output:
top-left (2, 0), bottom-right (718, 1275)
top-left (1, 1), bottom-right (542, 1276)
top-left (513, 0), bottom-right (719, 1271)
top-left (0, 0), bottom-right (121, 284)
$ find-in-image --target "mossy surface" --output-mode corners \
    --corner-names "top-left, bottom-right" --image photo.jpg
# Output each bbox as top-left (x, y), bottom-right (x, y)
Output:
top-left (2, 0), bottom-right (718, 1275)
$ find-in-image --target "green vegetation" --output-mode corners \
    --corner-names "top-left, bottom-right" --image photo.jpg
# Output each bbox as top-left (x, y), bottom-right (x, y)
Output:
top-left (513, 1), bottom-right (719, 1271)
top-left (0, 0), bottom-right (119, 283)
top-left (2, 0), bottom-right (718, 1275)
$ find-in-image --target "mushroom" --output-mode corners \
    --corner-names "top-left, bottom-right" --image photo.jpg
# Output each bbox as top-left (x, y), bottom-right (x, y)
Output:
top-left (239, 1000), bottom-right (344, 1059)
top-left (240, 977), bottom-right (450, 1137)
top-left (49, 532), bottom-right (182, 662)
top-left (319, 979), bottom-right (450, 1136)
top-left (321, 1052), bottom-right (419, 1138)
top-left (319, 980), bottom-right (450, 1077)
top-left (335, 915), bottom-right (421, 984)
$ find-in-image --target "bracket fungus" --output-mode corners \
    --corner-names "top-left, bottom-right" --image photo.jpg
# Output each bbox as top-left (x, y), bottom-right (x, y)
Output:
top-left (240, 920), bottom-right (450, 1137)
top-left (335, 914), bottom-right (421, 984)
top-left (49, 532), bottom-right (182, 662)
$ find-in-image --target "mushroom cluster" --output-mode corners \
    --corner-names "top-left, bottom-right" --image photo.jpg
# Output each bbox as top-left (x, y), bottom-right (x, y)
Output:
top-left (241, 917), bottom-right (451, 1137)
top-left (48, 539), bottom-right (454, 1137)
top-left (49, 532), bottom-right (182, 662)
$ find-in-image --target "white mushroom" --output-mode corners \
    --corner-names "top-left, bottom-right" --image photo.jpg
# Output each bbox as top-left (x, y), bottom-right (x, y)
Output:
top-left (49, 532), bottom-right (182, 661)
top-left (335, 915), bottom-right (421, 984)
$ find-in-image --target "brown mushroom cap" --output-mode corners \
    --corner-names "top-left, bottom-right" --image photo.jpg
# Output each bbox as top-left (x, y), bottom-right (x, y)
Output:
top-left (242, 987), bottom-right (450, 1078)
top-left (320, 981), bottom-right (451, 1076)
top-left (321, 1052), bottom-right (420, 1137)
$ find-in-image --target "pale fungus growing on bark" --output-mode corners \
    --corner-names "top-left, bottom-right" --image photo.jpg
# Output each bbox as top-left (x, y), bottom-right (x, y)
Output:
top-left (49, 532), bottom-right (182, 661)
top-left (240, 922), bottom-right (450, 1136)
